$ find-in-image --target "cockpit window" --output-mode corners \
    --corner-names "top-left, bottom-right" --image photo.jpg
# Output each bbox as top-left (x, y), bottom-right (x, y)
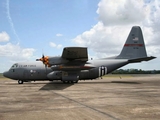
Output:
top-left (9, 63), bottom-right (18, 72)
top-left (10, 63), bottom-right (18, 72)
top-left (11, 63), bottom-right (18, 68)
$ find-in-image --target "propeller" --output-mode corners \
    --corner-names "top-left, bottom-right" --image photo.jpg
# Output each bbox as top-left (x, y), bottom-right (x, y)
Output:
top-left (36, 54), bottom-right (50, 67)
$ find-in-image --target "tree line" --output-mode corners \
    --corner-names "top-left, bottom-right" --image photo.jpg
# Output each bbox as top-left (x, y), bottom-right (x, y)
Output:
top-left (112, 69), bottom-right (160, 74)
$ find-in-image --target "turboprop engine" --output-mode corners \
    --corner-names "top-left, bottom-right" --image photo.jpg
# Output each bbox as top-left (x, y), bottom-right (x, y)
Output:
top-left (36, 55), bottom-right (69, 67)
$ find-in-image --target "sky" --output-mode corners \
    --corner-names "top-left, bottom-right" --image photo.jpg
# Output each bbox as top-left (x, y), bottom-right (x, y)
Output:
top-left (0, 0), bottom-right (160, 73)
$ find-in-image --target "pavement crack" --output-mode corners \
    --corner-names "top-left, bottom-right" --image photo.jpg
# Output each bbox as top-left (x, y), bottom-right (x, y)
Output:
top-left (49, 90), bottom-right (121, 120)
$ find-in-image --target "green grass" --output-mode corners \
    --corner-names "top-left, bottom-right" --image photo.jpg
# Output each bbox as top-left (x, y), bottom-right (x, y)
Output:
top-left (0, 73), bottom-right (4, 78)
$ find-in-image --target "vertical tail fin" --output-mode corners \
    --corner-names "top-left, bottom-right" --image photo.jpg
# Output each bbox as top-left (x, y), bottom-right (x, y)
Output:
top-left (117, 26), bottom-right (147, 59)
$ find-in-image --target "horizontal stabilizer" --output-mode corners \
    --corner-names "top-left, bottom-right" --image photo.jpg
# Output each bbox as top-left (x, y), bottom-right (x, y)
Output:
top-left (128, 56), bottom-right (156, 63)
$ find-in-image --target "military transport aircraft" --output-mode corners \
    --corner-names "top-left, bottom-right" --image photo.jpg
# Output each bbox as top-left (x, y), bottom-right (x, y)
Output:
top-left (3, 26), bottom-right (156, 84)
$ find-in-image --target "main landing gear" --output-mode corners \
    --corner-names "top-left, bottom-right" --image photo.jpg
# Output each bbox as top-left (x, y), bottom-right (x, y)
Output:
top-left (18, 80), bottom-right (23, 84)
top-left (62, 80), bottom-right (78, 84)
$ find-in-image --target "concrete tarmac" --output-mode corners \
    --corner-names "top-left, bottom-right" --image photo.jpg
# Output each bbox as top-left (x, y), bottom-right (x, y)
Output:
top-left (0, 74), bottom-right (160, 120)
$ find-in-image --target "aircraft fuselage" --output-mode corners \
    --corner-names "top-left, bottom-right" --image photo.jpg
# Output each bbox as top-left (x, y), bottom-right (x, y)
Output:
top-left (3, 26), bottom-right (156, 84)
top-left (3, 59), bottom-right (128, 83)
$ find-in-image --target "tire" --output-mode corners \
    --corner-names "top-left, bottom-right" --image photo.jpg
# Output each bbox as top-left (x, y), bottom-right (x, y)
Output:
top-left (18, 80), bottom-right (23, 84)
top-left (63, 81), bottom-right (67, 84)
top-left (74, 80), bottom-right (78, 83)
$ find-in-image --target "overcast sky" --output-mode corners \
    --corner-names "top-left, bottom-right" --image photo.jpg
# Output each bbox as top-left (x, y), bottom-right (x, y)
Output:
top-left (0, 0), bottom-right (159, 73)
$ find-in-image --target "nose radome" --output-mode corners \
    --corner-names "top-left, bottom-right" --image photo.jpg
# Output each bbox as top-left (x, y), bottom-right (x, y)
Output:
top-left (3, 71), bottom-right (9, 78)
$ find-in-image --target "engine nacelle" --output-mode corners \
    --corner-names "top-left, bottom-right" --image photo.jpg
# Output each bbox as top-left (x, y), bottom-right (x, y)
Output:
top-left (36, 56), bottom-right (68, 67)
top-left (47, 71), bottom-right (62, 80)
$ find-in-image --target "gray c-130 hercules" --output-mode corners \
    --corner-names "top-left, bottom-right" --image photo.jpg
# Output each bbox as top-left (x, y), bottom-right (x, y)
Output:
top-left (3, 26), bottom-right (156, 84)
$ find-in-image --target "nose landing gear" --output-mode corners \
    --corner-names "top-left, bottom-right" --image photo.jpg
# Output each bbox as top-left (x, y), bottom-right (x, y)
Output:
top-left (18, 80), bottom-right (23, 84)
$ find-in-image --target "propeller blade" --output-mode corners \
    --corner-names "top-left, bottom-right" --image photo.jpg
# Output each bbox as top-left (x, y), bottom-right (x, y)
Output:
top-left (36, 54), bottom-right (50, 67)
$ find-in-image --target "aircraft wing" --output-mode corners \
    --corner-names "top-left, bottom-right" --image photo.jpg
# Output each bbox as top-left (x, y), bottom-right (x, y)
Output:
top-left (62, 47), bottom-right (88, 61)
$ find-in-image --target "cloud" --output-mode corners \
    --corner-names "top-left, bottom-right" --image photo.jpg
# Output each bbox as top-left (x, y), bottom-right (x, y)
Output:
top-left (0, 31), bottom-right (35, 72)
top-left (0, 31), bottom-right (10, 42)
top-left (0, 43), bottom-right (35, 73)
top-left (0, 32), bottom-right (35, 60)
top-left (0, 43), bottom-right (35, 60)
top-left (73, 0), bottom-right (160, 59)
top-left (73, 22), bottom-right (131, 57)
top-left (57, 44), bottom-right (62, 49)
top-left (49, 42), bottom-right (56, 47)
top-left (49, 42), bottom-right (62, 49)
top-left (56, 33), bottom-right (63, 37)
top-left (97, 0), bottom-right (147, 26)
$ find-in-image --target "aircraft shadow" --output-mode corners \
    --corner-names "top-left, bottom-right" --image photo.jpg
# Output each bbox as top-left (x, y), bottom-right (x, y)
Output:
top-left (39, 82), bottom-right (74, 90)
top-left (111, 81), bottom-right (140, 84)
top-left (77, 80), bottom-right (140, 84)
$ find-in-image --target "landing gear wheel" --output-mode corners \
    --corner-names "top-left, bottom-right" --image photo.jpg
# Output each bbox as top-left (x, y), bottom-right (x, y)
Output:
top-left (18, 80), bottom-right (23, 84)
top-left (67, 81), bottom-right (71, 83)
top-left (62, 80), bottom-right (78, 84)
top-left (74, 80), bottom-right (78, 83)
top-left (63, 81), bottom-right (67, 84)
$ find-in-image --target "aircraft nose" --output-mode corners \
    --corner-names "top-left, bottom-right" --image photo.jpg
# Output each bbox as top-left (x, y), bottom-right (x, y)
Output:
top-left (3, 71), bottom-right (9, 78)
